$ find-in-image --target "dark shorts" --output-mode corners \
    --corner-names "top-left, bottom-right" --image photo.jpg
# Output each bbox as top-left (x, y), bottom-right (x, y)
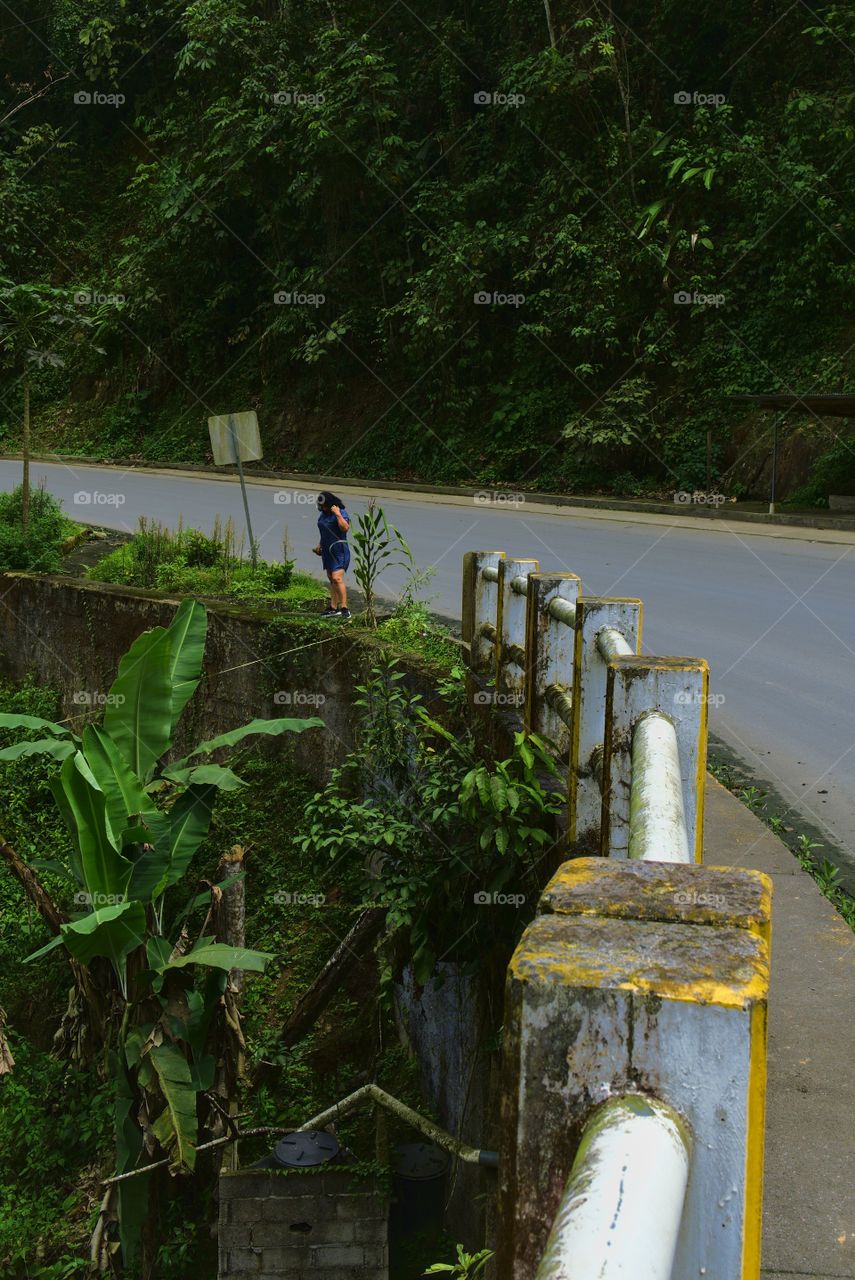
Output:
top-left (322, 544), bottom-right (350, 573)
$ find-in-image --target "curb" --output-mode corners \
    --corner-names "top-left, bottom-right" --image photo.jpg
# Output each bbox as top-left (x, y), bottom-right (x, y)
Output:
top-left (6, 451), bottom-right (855, 533)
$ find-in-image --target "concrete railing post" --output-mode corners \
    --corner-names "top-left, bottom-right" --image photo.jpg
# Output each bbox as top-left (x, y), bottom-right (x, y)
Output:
top-left (497, 857), bottom-right (771, 1280)
top-left (496, 558), bottom-right (538, 708)
top-left (568, 598), bottom-right (642, 852)
top-left (465, 551), bottom-right (505, 676)
top-left (601, 656), bottom-right (709, 862)
top-left (523, 572), bottom-right (582, 754)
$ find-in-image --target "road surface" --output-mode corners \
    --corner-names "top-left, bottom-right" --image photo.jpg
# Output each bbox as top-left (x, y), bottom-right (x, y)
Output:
top-left (4, 457), bottom-right (854, 879)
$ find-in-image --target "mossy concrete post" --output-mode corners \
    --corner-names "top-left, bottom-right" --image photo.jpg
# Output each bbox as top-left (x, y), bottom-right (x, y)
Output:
top-left (496, 558), bottom-right (538, 707)
top-left (568, 598), bottom-right (642, 852)
top-left (466, 551), bottom-right (505, 676)
top-left (601, 656), bottom-right (708, 862)
top-left (523, 572), bottom-right (581, 754)
top-left (497, 857), bottom-right (771, 1280)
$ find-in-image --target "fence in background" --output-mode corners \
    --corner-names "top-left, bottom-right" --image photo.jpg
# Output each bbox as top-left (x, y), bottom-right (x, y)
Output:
top-left (461, 552), bottom-right (771, 1280)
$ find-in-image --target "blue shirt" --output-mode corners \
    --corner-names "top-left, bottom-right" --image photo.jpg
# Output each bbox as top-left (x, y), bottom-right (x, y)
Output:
top-left (317, 507), bottom-right (350, 560)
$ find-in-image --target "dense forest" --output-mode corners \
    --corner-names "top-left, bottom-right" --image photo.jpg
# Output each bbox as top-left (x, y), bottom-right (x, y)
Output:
top-left (1, 0), bottom-right (854, 497)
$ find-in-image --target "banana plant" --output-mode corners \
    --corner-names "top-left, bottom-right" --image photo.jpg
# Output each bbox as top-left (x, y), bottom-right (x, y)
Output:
top-left (0, 599), bottom-right (323, 1269)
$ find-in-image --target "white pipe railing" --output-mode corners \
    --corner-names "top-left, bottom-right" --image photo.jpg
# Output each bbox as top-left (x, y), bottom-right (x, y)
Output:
top-left (628, 712), bottom-right (691, 863)
top-left (535, 1095), bottom-right (691, 1280)
top-left (596, 625), bottom-right (633, 663)
top-left (464, 550), bottom-right (702, 859)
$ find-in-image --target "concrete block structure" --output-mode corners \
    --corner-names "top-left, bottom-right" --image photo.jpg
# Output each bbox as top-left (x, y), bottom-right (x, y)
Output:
top-left (218, 1169), bottom-right (388, 1279)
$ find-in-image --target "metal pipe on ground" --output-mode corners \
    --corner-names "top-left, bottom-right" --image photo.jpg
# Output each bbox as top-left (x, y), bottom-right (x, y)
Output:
top-left (535, 1094), bottom-right (690, 1280)
top-left (628, 712), bottom-right (690, 863)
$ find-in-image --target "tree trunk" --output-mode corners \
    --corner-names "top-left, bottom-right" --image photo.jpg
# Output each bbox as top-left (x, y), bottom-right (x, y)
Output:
top-left (0, 831), bottom-right (110, 1061)
top-left (0, 831), bottom-right (66, 933)
top-left (278, 907), bottom-right (387, 1049)
top-left (210, 845), bottom-right (247, 1172)
top-left (543, 0), bottom-right (556, 47)
top-left (0, 1006), bottom-right (14, 1075)
top-left (21, 373), bottom-right (30, 533)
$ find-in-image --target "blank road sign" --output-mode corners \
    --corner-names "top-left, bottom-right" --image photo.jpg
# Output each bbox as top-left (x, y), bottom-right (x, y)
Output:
top-left (207, 411), bottom-right (263, 465)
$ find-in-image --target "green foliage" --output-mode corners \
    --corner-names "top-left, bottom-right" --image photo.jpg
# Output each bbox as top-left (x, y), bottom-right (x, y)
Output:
top-left (300, 655), bottom-right (561, 983)
top-left (1, 2), bottom-right (852, 494)
top-left (425, 1245), bottom-right (494, 1279)
top-left (352, 500), bottom-right (414, 628)
top-left (0, 1037), bottom-right (111, 1271)
top-left (0, 600), bottom-right (322, 1265)
top-left (87, 515), bottom-right (318, 604)
top-left (0, 484), bottom-right (74, 573)
top-left (376, 601), bottom-right (461, 674)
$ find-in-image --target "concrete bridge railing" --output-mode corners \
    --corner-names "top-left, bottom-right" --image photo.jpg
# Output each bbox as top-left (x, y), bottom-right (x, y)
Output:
top-left (462, 550), bottom-right (707, 862)
top-left (461, 552), bottom-right (771, 1280)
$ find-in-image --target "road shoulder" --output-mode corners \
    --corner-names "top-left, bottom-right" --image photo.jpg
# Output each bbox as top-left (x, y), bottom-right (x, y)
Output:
top-left (705, 779), bottom-right (855, 1278)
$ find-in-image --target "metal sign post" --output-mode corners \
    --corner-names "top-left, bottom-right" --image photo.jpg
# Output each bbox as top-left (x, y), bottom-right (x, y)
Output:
top-left (229, 414), bottom-right (258, 568)
top-left (207, 410), bottom-right (263, 569)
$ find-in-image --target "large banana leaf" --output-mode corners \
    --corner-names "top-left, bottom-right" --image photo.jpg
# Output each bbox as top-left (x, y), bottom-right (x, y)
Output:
top-left (0, 737), bottom-right (77, 762)
top-left (163, 936), bottom-right (272, 974)
top-left (174, 716), bottom-right (323, 766)
top-left (148, 1042), bottom-right (198, 1170)
top-left (0, 712), bottom-right (77, 738)
top-left (112, 1051), bottom-right (150, 1273)
top-left (104, 626), bottom-right (174, 781)
top-left (164, 784), bottom-right (215, 888)
top-left (166, 600), bottom-right (207, 733)
top-left (61, 901), bottom-right (146, 969)
top-left (26, 901), bottom-right (146, 993)
top-left (124, 809), bottom-right (172, 902)
top-left (82, 725), bottom-right (155, 842)
top-left (49, 753), bottom-right (134, 899)
top-left (129, 783), bottom-right (215, 902)
top-left (161, 763), bottom-right (245, 791)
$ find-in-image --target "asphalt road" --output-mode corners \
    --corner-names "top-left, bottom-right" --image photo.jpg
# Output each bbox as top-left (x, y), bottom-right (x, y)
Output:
top-left (4, 457), bottom-right (854, 878)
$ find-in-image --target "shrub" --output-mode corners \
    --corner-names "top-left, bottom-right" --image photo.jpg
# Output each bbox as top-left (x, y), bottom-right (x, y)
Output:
top-left (88, 515), bottom-right (300, 602)
top-left (0, 485), bottom-right (70, 573)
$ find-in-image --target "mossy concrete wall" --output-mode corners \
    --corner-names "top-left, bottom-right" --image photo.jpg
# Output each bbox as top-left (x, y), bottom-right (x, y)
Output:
top-left (0, 573), bottom-right (444, 782)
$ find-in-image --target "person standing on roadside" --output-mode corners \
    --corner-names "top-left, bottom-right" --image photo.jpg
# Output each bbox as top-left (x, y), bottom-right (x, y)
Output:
top-left (313, 490), bottom-right (351, 619)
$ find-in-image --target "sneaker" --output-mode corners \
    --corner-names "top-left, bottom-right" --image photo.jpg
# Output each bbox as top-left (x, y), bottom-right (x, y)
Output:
top-left (320, 605), bottom-right (338, 617)
top-left (334, 607), bottom-right (352, 621)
